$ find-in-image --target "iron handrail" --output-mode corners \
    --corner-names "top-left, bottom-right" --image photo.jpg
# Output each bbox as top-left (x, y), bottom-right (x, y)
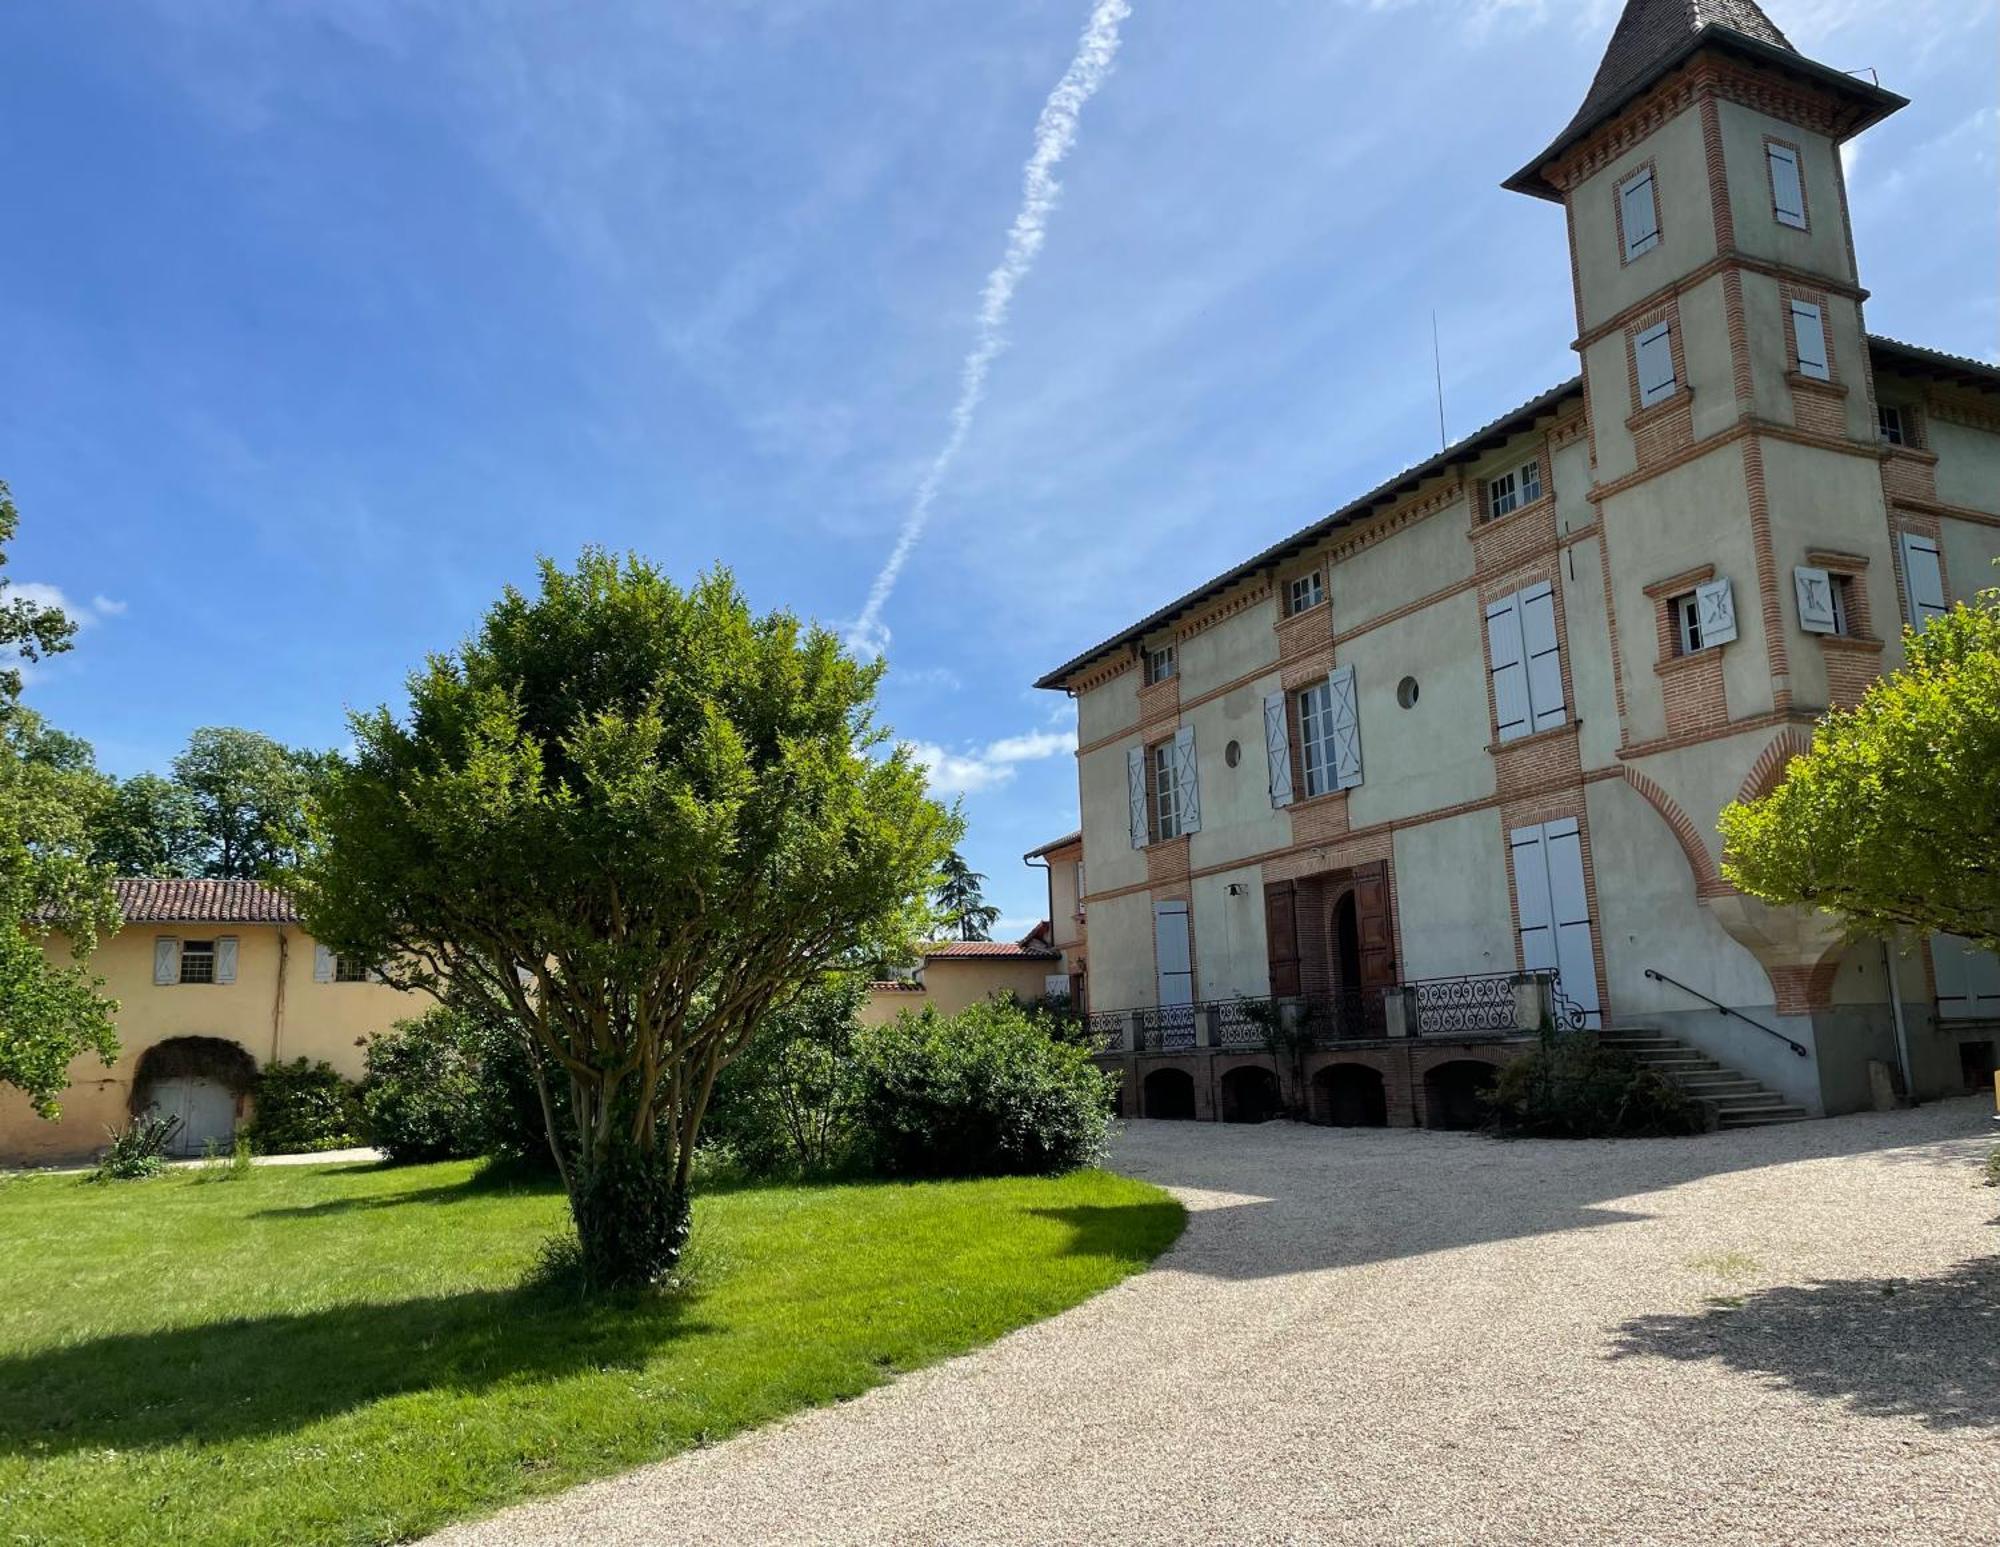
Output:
top-left (1643, 968), bottom-right (1809, 1058)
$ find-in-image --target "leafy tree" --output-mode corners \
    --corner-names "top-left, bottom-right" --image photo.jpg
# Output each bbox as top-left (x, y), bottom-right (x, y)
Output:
top-left (706, 974), bottom-right (868, 1176)
top-left (1720, 589), bottom-right (2000, 948)
top-left (91, 773), bottom-right (207, 877)
top-left (171, 726), bottom-right (328, 879)
top-left (294, 553), bottom-right (957, 1288)
top-left (934, 849), bottom-right (1000, 942)
top-left (0, 483), bottom-right (120, 1118)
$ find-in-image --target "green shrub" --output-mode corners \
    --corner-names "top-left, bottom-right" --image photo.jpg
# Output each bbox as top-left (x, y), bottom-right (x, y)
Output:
top-left (852, 998), bottom-right (1116, 1178)
top-left (360, 1009), bottom-right (487, 1164)
top-left (1984, 1146), bottom-right (2000, 1189)
top-left (246, 1058), bottom-right (364, 1154)
top-left (469, 1011), bottom-right (571, 1173)
top-left (1485, 1031), bottom-right (1700, 1139)
top-left (706, 977), bottom-right (867, 1177)
top-left (90, 1113), bottom-right (181, 1181)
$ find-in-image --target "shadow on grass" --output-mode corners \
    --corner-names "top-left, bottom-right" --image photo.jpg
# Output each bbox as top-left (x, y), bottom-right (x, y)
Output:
top-left (0, 1275), bottom-right (712, 1456)
top-left (1029, 1200), bottom-right (1188, 1263)
top-left (247, 1157), bottom-right (565, 1219)
top-left (1609, 1254), bottom-right (2000, 1431)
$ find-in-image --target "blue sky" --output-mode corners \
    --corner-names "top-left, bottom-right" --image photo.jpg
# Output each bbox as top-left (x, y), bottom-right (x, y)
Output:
top-left (4, 0), bottom-right (1994, 931)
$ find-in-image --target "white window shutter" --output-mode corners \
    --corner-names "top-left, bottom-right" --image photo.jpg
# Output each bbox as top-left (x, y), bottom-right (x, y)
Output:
top-left (1768, 144), bottom-right (1806, 228)
top-left (1263, 690), bottom-right (1295, 809)
top-left (313, 942), bottom-right (336, 983)
top-left (1519, 582), bottom-right (1567, 734)
top-left (1790, 301), bottom-right (1829, 380)
top-left (1542, 819), bottom-right (1601, 1027)
top-left (1621, 171), bottom-right (1659, 257)
top-left (1327, 664), bottom-right (1363, 790)
top-left (1485, 594), bottom-right (1530, 744)
top-left (215, 937), bottom-right (239, 985)
top-left (154, 936), bottom-right (180, 986)
top-left (1510, 826), bottom-right (1555, 974)
top-left (1172, 724), bottom-right (1201, 836)
top-left (1932, 935), bottom-right (1973, 1019)
top-left (1126, 747), bottom-right (1150, 850)
top-left (1695, 578), bottom-right (1738, 646)
top-left (1045, 973), bottom-right (1070, 1001)
top-left (1635, 323), bottom-right (1675, 406)
top-left (1794, 566), bottom-right (1837, 634)
top-left (1898, 533), bottom-right (1947, 630)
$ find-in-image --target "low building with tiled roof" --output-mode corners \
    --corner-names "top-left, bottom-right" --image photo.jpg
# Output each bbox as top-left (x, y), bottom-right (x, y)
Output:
top-left (7, 877), bottom-right (428, 1166)
top-left (1034, 0), bottom-right (2000, 1127)
top-left (859, 923), bottom-right (1071, 1025)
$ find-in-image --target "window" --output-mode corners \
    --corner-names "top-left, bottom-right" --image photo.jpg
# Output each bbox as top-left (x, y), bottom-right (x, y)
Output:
top-left (1519, 459), bottom-right (1543, 504)
top-left (1287, 571), bottom-right (1324, 615)
top-left (1794, 566), bottom-right (1856, 637)
top-left (1790, 300), bottom-right (1830, 381)
top-left (1486, 583), bottom-right (1566, 742)
top-left (1766, 142), bottom-right (1807, 230)
top-left (1670, 579), bottom-right (1739, 655)
top-left (1898, 532), bottom-right (1947, 631)
top-left (178, 940), bottom-right (217, 985)
top-left (1619, 167), bottom-right (1660, 259)
top-left (1145, 644), bottom-right (1177, 685)
top-left (1673, 594), bottom-right (1703, 655)
top-left (1879, 405), bottom-right (1908, 446)
top-left (1074, 860), bottom-right (1086, 920)
top-left (1487, 459), bottom-right (1543, 519)
top-left (333, 955), bottom-right (372, 983)
top-left (1829, 574), bottom-right (1853, 636)
top-left (1296, 678), bottom-right (1337, 798)
top-left (1634, 322), bottom-right (1676, 407)
top-left (1151, 741), bottom-right (1181, 841)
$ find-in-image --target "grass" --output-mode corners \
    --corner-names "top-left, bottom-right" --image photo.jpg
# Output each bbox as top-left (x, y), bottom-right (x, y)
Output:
top-left (0, 1157), bottom-right (1183, 1546)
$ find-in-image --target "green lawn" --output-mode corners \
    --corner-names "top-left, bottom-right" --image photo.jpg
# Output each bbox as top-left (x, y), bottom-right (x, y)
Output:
top-left (0, 1158), bottom-right (1182, 1547)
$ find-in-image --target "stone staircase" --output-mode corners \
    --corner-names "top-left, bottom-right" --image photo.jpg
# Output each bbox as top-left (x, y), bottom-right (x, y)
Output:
top-left (1600, 1027), bottom-right (1809, 1130)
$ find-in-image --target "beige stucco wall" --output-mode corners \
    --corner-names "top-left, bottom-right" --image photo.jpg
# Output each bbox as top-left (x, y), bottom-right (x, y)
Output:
top-left (1086, 892), bottom-right (1157, 1015)
top-left (1940, 513), bottom-right (2000, 610)
top-left (1342, 595), bottom-right (1493, 828)
top-left (1715, 100), bottom-right (1855, 284)
top-left (1930, 413), bottom-right (2000, 518)
top-left (1391, 810), bottom-right (1516, 982)
top-left (1189, 865), bottom-right (1267, 1002)
top-left (2, 925), bottom-right (425, 1166)
top-left (1076, 665), bottom-right (1138, 747)
top-left (1327, 498), bottom-right (1471, 632)
top-left (1186, 674), bottom-right (1291, 873)
top-left (1569, 105), bottom-right (1716, 336)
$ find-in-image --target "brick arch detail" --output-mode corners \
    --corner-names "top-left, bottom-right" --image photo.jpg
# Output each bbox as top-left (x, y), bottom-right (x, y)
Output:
top-left (1618, 767), bottom-right (1728, 898)
top-left (1736, 729), bottom-right (1814, 806)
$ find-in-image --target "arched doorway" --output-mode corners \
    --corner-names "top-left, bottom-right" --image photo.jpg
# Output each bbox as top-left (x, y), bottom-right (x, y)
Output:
top-left (1330, 889), bottom-right (1362, 988)
top-left (1311, 1063), bottom-right (1388, 1127)
top-left (1218, 1065), bottom-right (1282, 1124)
top-left (132, 1037), bottom-right (258, 1157)
top-left (1142, 1067), bottom-right (1198, 1121)
top-left (1423, 1060), bottom-right (1498, 1131)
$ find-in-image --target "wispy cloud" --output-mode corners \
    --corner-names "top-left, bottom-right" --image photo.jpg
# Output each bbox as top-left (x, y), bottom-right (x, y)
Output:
top-left (846, 0), bottom-right (1133, 658)
top-left (905, 722), bottom-right (1077, 797)
top-left (9, 582), bottom-right (125, 629)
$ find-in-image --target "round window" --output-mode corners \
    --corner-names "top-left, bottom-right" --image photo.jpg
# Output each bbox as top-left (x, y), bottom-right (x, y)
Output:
top-left (1397, 676), bottom-right (1420, 709)
top-left (1224, 740), bottom-right (1242, 768)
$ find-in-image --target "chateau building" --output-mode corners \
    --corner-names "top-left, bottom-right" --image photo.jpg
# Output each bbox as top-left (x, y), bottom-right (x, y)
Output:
top-left (1034, 0), bottom-right (2000, 1127)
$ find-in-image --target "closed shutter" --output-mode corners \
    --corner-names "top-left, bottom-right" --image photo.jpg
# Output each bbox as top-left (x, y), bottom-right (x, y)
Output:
top-left (1511, 825), bottom-right (1556, 976)
top-left (215, 937), bottom-right (239, 985)
top-left (154, 936), bottom-right (181, 986)
top-left (1126, 747), bottom-right (1150, 850)
top-left (1620, 169), bottom-right (1659, 257)
top-left (1933, 936), bottom-right (2000, 1021)
top-left (1352, 861), bottom-right (1396, 988)
top-left (1263, 690), bottom-right (1295, 808)
top-left (1768, 143), bottom-right (1806, 228)
top-left (1794, 566), bottom-right (1837, 634)
top-left (313, 943), bottom-right (336, 983)
top-left (1045, 974), bottom-right (1070, 1000)
top-left (1635, 322), bottom-right (1675, 406)
top-left (1154, 902), bottom-right (1193, 1008)
top-left (1485, 593), bottom-right (1530, 743)
top-left (1172, 725), bottom-right (1201, 835)
top-left (1510, 820), bottom-right (1601, 1028)
top-left (1519, 582), bottom-right (1567, 733)
top-left (1790, 300), bottom-right (1830, 380)
top-left (1695, 578), bottom-right (1738, 646)
top-left (1898, 532), bottom-right (1947, 630)
top-left (1327, 664), bottom-right (1363, 790)
top-left (1264, 880), bottom-right (1301, 998)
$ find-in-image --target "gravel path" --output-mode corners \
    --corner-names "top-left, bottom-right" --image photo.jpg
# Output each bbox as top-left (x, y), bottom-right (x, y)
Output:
top-left (432, 1100), bottom-right (2000, 1546)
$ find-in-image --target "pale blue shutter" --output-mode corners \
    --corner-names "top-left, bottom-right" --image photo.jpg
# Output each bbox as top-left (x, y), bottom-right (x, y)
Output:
top-left (1328, 665), bottom-right (1363, 790)
top-left (1695, 578), bottom-right (1738, 646)
top-left (1790, 301), bottom-right (1829, 380)
top-left (1172, 725), bottom-right (1200, 835)
top-left (154, 936), bottom-right (180, 986)
top-left (1486, 593), bottom-right (1530, 744)
top-left (1768, 143), bottom-right (1806, 228)
top-left (215, 937), bottom-right (239, 985)
top-left (1264, 690), bottom-right (1294, 809)
top-left (1153, 901), bottom-right (1193, 1009)
top-left (1520, 583), bottom-right (1567, 734)
top-left (1636, 323), bottom-right (1675, 406)
top-left (1126, 747), bottom-right (1150, 850)
top-left (1794, 567), bottom-right (1837, 634)
top-left (313, 943), bottom-right (336, 983)
top-left (1899, 533), bottom-right (1947, 630)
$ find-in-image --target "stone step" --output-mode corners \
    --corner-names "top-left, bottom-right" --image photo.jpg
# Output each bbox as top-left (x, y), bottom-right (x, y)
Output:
top-left (1599, 1027), bottom-right (1809, 1128)
top-left (1717, 1104), bottom-right (1810, 1128)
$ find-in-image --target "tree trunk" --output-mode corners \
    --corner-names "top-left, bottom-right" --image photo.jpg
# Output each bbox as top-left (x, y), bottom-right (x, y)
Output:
top-left (569, 1137), bottom-right (691, 1289)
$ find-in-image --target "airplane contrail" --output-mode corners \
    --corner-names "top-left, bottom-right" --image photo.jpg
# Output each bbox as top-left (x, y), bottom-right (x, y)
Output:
top-left (847, 0), bottom-right (1133, 657)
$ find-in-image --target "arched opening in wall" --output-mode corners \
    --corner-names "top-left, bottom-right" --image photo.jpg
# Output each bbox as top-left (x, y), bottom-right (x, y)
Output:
top-left (131, 1037), bottom-right (258, 1157)
top-left (1311, 1063), bottom-right (1388, 1128)
top-left (1218, 1065), bottom-right (1282, 1125)
top-left (1142, 1067), bottom-right (1198, 1121)
top-left (1423, 1060), bottom-right (1498, 1131)
top-left (1330, 889), bottom-right (1362, 990)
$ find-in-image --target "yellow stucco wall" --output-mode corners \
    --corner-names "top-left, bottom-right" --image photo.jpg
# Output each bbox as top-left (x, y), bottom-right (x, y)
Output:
top-left (1, 925), bottom-right (427, 1166)
top-left (858, 956), bottom-right (1061, 1027)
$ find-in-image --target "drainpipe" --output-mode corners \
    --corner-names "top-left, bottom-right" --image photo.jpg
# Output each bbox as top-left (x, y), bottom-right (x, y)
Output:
top-left (271, 930), bottom-right (290, 1064)
top-left (1882, 938), bottom-right (1915, 1103)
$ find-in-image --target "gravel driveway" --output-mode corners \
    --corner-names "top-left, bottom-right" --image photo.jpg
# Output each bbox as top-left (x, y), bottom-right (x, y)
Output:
top-left (432, 1099), bottom-right (2000, 1546)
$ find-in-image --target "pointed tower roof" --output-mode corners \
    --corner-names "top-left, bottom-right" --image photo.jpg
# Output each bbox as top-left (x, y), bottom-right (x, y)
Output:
top-left (1505, 0), bottom-right (1904, 200)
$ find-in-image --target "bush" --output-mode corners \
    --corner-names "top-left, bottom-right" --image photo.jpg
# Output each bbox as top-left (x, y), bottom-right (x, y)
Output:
top-left (245, 1058), bottom-right (364, 1154)
top-left (90, 1113), bottom-right (181, 1181)
top-left (469, 1010), bottom-right (571, 1173)
top-left (705, 977), bottom-right (867, 1177)
top-left (852, 998), bottom-right (1116, 1178)
top-left (1485, 1031), bottom-right (1700, 1139)
top-left (361, 1009), bottom-right (487, 1164)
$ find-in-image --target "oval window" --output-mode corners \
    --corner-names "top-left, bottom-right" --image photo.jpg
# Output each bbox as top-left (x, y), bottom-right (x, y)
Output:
top-left (1397, 676), bottom-right (1420, 709)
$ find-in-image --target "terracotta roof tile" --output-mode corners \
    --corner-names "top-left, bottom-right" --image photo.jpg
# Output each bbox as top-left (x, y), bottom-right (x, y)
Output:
top-left (112, 878), bottom-right (301, 925)
top-left (923, 934), bottom-right (1061, 962)
top-left (1025, 829), bottom-right (1083, 860)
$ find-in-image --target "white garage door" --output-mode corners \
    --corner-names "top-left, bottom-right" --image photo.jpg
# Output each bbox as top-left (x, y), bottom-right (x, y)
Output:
top-left (147, 1076), bottom-right (238, 1157)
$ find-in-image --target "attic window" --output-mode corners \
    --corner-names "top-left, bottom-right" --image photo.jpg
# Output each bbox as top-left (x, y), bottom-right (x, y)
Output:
top-left (1145, 644), bottom-right (1177, 685)
top-left (1287, 572), bottom-right (1324, 615)
top-left (1619, 168), bottom-right (1660, 260)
